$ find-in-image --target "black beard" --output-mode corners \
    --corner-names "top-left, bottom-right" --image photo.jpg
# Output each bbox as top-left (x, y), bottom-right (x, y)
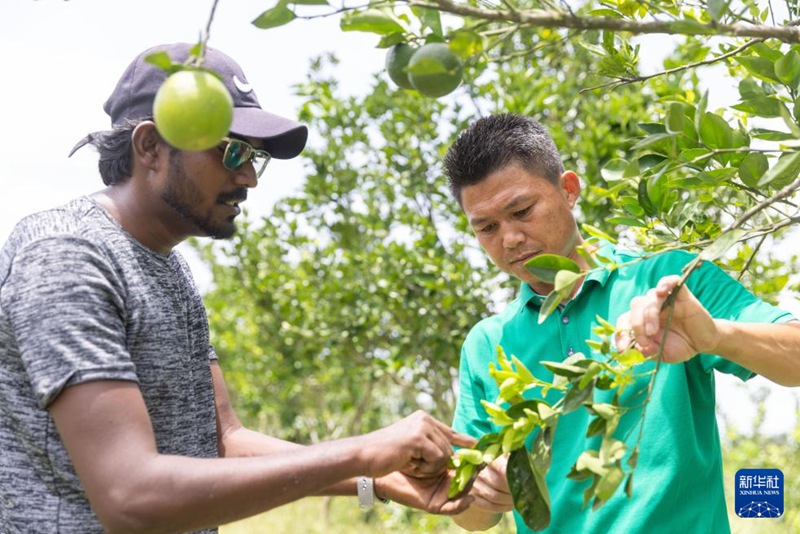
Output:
top-left (162, 150), bottom-right (238, 240)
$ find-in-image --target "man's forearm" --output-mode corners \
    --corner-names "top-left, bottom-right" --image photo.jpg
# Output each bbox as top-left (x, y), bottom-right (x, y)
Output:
top-left (713, 320), bottom-right (800, 386)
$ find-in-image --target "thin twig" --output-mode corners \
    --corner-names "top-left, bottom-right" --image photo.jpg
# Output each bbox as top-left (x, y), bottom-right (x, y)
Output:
top-left (582, 38), bottom-right (765, 93)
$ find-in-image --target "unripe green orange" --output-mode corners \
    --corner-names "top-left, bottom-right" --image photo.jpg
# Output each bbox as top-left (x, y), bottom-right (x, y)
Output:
top-left (385, 43), bottom-right (417, 90)
top-left (407, 43), bottom-right (463, 98)
top-left (153, 70), bottom-right (233, 151)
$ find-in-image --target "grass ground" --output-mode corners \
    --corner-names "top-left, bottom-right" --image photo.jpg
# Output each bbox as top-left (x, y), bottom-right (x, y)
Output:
top-left (220, 496), bottom-right (513, 533)
top-left (220, 494), bottom-right (789, 533)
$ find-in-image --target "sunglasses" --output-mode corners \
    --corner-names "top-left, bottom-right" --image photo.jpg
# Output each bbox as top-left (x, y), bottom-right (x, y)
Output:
top-left (221, 137), bottom-right (272, 179)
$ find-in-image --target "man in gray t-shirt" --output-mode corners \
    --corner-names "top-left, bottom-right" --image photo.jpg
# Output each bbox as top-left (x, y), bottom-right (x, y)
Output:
top-left (0, 43), bottom-right (476, 534)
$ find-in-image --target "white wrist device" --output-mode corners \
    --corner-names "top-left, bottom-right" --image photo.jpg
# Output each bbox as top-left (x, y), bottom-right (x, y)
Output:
top-left (357, 476), bottom-right (388, 508)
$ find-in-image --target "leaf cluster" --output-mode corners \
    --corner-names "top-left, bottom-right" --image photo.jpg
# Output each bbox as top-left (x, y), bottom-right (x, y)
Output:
top-left (449, 326), bottom-right (651, 530)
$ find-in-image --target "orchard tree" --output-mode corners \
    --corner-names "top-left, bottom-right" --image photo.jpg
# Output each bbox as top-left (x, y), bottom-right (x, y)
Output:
top-left (237, 0), bottom-right (800, 526)
top-left (158, 0), bottom-right (800, 528)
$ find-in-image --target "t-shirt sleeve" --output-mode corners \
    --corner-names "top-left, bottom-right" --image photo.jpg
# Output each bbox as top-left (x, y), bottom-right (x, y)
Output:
top-left (686, 257), bottom-right (796, 380)
top-left (1, 236), bottom-right (138, 408)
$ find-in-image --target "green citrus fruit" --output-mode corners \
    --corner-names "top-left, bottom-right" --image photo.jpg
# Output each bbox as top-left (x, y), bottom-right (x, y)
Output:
top-left (385, 43), bottom-right (417, 90)
top-left (407, 43), bottom-right (463, 98)
top-left (153, 69), bottom-right (233, 151)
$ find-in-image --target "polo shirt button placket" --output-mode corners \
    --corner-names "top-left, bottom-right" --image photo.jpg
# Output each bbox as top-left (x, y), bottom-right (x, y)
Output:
top-left (562, 315), bottom-right (570, 325)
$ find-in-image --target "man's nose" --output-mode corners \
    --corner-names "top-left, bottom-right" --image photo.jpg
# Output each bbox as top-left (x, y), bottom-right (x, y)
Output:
top-left (234, 165), bottom-right (259, 189)
top-left (502, 225), bottom-right (525, 249)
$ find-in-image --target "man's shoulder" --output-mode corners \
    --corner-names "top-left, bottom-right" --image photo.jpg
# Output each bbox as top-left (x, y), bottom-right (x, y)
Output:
top-left (5, 197), bottom-right (107, 248)
top-left (0, 197), bottom-right (133, 283)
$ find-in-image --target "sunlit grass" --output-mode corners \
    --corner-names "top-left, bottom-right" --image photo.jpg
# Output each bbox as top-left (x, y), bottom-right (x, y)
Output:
top-left (220, 496), bottom-right (513, 534)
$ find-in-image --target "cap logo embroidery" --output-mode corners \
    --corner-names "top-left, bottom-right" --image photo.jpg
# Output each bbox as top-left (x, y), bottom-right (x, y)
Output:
top-left (233, 75), bottom-right (253, 94)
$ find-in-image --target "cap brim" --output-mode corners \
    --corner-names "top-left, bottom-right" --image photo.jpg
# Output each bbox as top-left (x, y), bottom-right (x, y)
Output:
top-left (230, 108), bottom-right (308, 160)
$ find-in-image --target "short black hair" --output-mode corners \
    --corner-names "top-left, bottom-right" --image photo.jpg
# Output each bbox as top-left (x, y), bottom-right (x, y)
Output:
top-left (444, 113), bottom-right (565, 205)
top-left (85, 118), bottom-right (153, 186)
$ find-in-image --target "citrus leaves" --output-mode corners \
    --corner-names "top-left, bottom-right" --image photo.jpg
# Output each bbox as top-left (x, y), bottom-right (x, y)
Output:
top-left (448, 330), bottom-right (651, 530)
top-left (524, 254), bottom-right (581, 323)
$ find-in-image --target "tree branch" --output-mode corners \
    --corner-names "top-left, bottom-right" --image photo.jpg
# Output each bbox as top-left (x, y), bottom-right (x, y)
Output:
top-left (408, 0), bottom-right (800, 43)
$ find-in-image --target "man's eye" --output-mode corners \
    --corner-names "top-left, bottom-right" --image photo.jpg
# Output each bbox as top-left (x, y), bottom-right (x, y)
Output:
top-left (479, 223), bottom-right (497, 234)
top-left (513, 207), bottom-right (531, 218)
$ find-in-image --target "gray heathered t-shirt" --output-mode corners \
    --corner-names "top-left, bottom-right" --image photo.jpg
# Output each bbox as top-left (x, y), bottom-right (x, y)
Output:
top-left (0, 197), bottom-right (218, 533)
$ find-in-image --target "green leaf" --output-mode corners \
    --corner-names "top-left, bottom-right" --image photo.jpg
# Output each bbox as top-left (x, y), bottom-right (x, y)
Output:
top-left (410, 6), bottom-right (442, 35)
top-left (542, 361), bottom-right (588, 378)
top-left (538, 291), bottom-right (563, 324)
top-left (595, 466), bottom-right (626, 501)
top-left (252, 2), bottom-right (296, 29)
top-left (506, 399), bottom-right (548, 419)
top-left (590, 403), bottom-right (618, 420)
top-left (340, 9), bottom-right (405, 35)
top-left (695, 91), bottom-right (709, 134)
top-left (732, 97), bottom-right (785, 118)
top-left (699, 112), bottom-right (733, 149)
top-left (578, 361), bottom-right (604, 389)
top-left (144, 51), bottom-right (175, 70)
top-left (637, 179), bottom-right (655, 216)
top-left (696, 167), bottom-right (738, 185)
top-left (795, 95), bottom-right (800, 123)
top-left (563, 380), bottom-right (594, 413)
top-left (707, 0), bottom-right (728, 21)
top-left (631, 132), bottom-right (676, 151)
top-left (376, 32), bottom-right (405, 48)
top-left (735, 56), bottom-right (780, 83)
top-left (586, 416), bottom-right (607, 437)
top-left (738, 152), bottom-right (769, 187)
top-left (776, 50), bottom-right (800, 86)
top-left (290, 0), bottom-right (328, 4)
top-left (750, 128), bottom-right (795, 141)
top-left (600, 158), bottom-right (629, 182)
top-left (665, 102), bottom-right (685, 134)
top-left (637, 123), bottom-right (666, 135)
top-left (524, 254), bottom-right (580, 284)
top-left (508, 447), bottom-right (551, 531)
top-left (680, 148), bottom-right (712, 165)
top-left (575, 450), bottom-right (607, 476)
top-left (759, 151), bottom-right (800, 187)
top-left (581, 223), bottom-right (617, 243)
top-left (449, 30), bottom-right (483, 58)
top-left (699, 229), bottom-right (745, 261)
top-left (554, 270), bottom-right (582, 294)
top-left (738, 78), bottom-right (765, 100)
top-left (752, 42), bottom-right (784, 62)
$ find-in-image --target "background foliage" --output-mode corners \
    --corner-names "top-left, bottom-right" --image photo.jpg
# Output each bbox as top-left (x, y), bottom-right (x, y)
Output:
top-left (198, 0), bottom-right (800, 529)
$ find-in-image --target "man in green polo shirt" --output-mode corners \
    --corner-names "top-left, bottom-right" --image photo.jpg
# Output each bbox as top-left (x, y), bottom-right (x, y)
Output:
top-left (442, 113), bottom-right (800, 533)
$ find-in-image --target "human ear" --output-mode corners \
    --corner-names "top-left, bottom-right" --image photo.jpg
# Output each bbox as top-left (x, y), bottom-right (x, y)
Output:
top-left (560, 171), bottom-right (581, 207)
top-left (131, 121), bottom-right (165, 173)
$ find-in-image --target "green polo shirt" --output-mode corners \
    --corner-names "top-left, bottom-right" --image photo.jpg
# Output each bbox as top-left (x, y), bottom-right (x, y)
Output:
top-left (453, 243), bottom-right (794, 534)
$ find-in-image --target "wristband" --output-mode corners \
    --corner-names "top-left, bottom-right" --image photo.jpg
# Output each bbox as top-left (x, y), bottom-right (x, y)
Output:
top-left (357, 476), bottom-right (389, 508)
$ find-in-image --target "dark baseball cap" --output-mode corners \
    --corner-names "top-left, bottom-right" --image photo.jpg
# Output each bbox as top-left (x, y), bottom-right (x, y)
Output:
top-left (71, 43), bottom-right (308, 159)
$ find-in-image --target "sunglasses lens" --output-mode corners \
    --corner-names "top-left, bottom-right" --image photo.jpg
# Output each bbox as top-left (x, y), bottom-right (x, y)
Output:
top-left (223, 140), bottom-right (250, 171)
top-left (252, 153), bottom-right (271, 178)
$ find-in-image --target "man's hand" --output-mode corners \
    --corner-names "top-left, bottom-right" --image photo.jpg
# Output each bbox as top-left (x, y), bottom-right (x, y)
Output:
top-left (356, 410), bottom-right (476, 479)
top-left (615, 275), bottom-right (719, 362)
top-left (375, 469), bottom-right (475, 515)
top-left (453, 456), bottom-right (513, 531)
